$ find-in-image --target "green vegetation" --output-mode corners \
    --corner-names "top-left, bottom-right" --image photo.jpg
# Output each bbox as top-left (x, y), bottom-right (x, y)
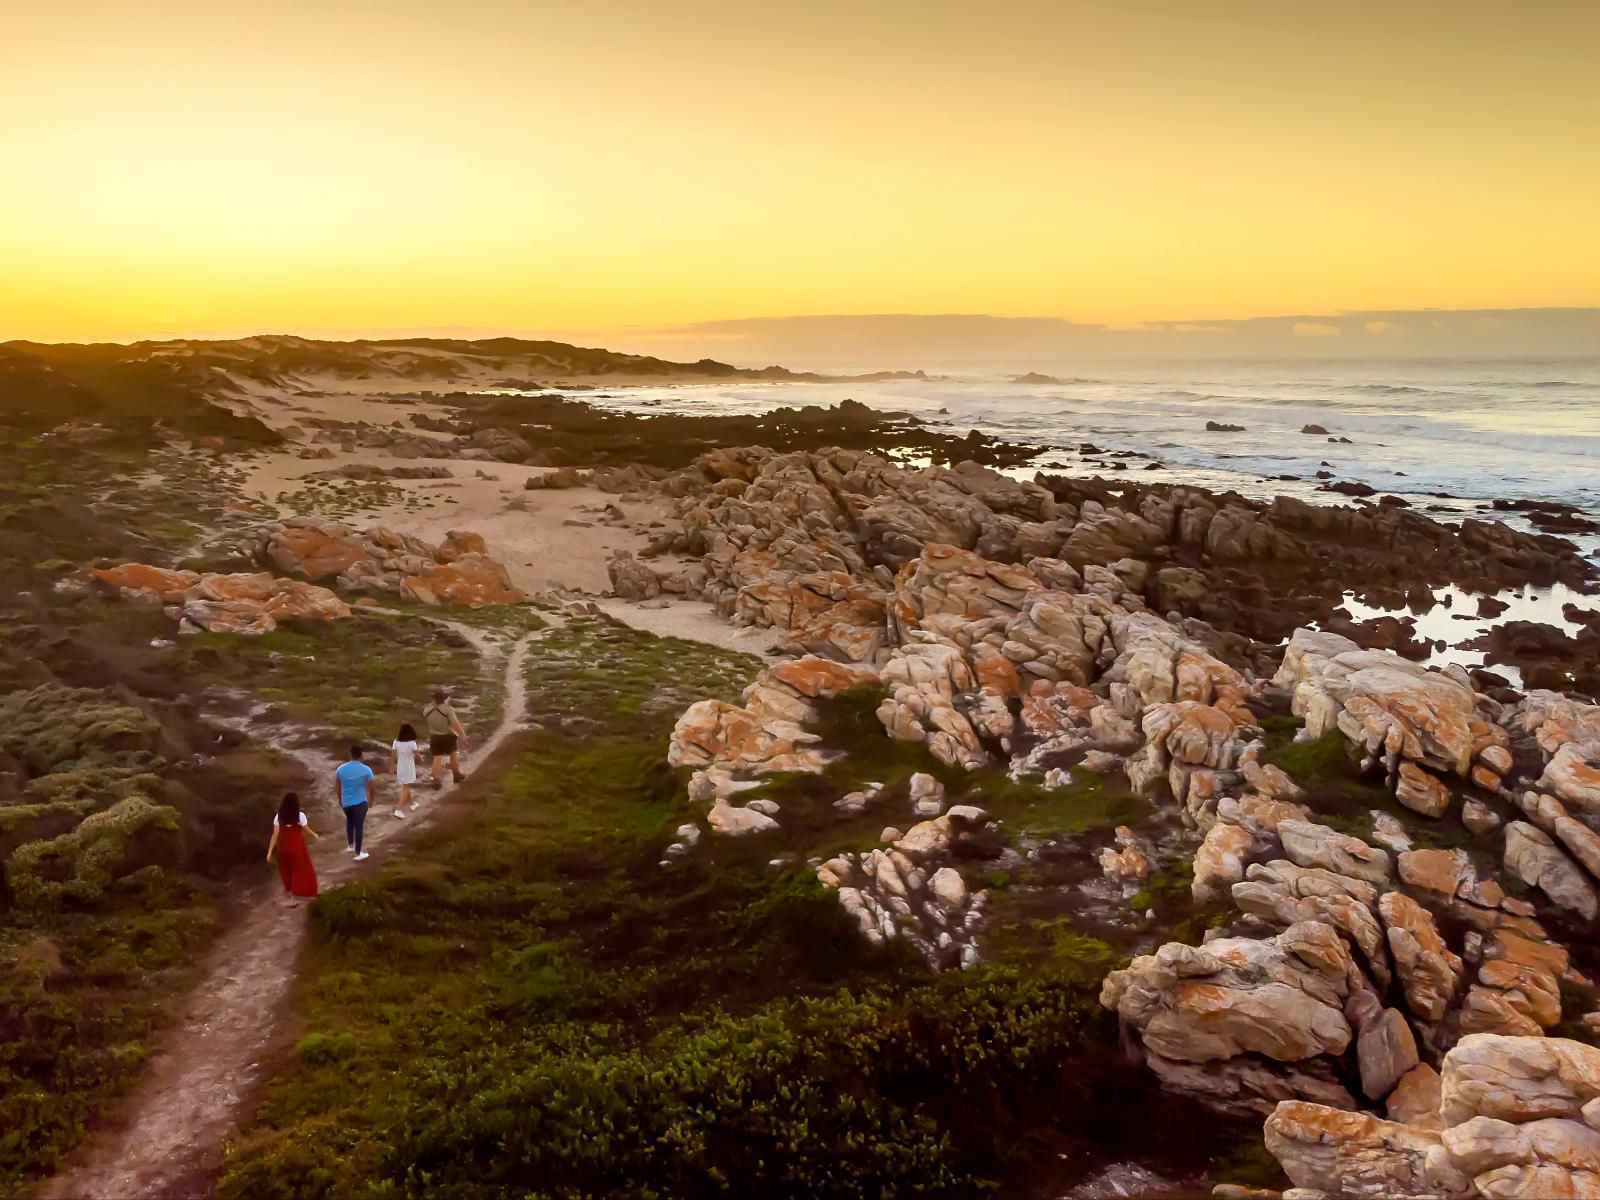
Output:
top-left (161, 609), bottom-right (494, 750)
top-left (217, 619), bottom-right (1143, 1198)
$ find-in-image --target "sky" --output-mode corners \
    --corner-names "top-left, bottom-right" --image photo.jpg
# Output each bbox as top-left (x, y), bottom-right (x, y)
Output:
top-left (3, 0), bottom-right (1598, 364)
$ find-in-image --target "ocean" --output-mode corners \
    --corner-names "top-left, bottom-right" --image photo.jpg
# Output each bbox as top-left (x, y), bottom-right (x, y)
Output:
top-left (552, 357), bottom-right (1600, 567)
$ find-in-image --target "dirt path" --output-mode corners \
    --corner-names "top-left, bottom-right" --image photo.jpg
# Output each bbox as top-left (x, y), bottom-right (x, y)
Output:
top-left (38, 629), bottom-right (537, 1200)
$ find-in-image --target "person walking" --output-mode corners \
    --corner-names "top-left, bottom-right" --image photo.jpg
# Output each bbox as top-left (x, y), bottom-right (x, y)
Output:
top-left (423, 689), bottom-right (469, 789)
top-left (266, 792), bottom-right (320, 901)
top-left (335, 744), bottom-right (376, 861)
top-left (390, 722), bottom-right (421, 817)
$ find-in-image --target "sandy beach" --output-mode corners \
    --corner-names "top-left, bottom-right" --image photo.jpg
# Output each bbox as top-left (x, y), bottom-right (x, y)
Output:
top-left (233, 437), bottom-right (782, 657)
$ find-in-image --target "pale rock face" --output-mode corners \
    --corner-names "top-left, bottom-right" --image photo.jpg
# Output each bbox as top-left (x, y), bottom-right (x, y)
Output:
top-left (1269, 1036), bottom-right (1600, 1199)
top-left (1278, 820), bottom-right (1393, 885)
top-left (1517, 789), bottom-right (1600, 882)
top-left (1395, 761), bottom-right (1453, 818)
top-left (1263, 1102), bottom-right (1459, 1199)
top-left (929, 866), bottom-right (966, 908)
top-left (1276, 630), bottom-right (1487, 794)
top-left (1504, 821), bottom-right (1599, 920)
top-left (1463, 797), bottom-right (1504, 836)
top-left (1357, 1008), bottom-right (1421, 1101)
top-left (1386, 1063), bottom-right (1444, 1130)
top-left (1396, 848), bottom-right (1473, 897)
top-left (1515, 690), bottom-right (1600, 758)
top-left (706, 798), bottom-right (780, 836)
top-left (1371, 811), bottom-right (1413, 853)
top-left (1193, 822), bottom-right (1258, 903)
top-left (1539, 742), bottom-right (1600, 816)
top-left (1378, 891), bottom-right (1463, 1023)
top-left (1100, 921), bottom-right (1356, 1070)
top-left (1231, 860), bottom-right (1389, 987)
top-left (1441, 1035), bottom-right (1600, 1127)
top-left (909, 772), bottom-right (946, 817)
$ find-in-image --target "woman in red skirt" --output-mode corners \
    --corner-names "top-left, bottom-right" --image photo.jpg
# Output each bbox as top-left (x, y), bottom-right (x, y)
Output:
top-left (266, 792), bottom-right (321, 901)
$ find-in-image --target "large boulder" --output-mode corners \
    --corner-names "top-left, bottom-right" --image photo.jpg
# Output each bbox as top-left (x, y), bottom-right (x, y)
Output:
top-left (1100, 921), bottom-right (1358, 1101)
top-left (1266, 1036), bottom-right (1600, 1198)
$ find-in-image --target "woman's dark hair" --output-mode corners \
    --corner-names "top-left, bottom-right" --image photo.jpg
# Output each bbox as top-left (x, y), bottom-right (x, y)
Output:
top-left (277, 792), bottom-right (301, 825)
top-left (398, 722), bottom-right (417, 742)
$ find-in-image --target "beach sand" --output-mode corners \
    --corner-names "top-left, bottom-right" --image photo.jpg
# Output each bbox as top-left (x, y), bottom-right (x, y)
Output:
top-left (234, 441), bottom-right (781, 657)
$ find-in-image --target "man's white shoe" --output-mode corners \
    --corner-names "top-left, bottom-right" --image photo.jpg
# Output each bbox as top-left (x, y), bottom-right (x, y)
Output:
top-left (354, 851), bottom-right (370, 861)
top-left (344, 845), bottom-right (356, 853)
top-left (393, 809), bottom-right (406, 819)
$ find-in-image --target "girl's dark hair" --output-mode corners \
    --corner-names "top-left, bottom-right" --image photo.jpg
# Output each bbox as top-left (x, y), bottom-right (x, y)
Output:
top-left (277, 792), bottom-right (301, 825)
top-left (398, 722), bottom-right (417, 742)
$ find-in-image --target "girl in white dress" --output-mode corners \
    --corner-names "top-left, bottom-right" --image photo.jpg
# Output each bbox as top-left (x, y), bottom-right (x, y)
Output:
top-left (391, 722), bottom-right (421, 817)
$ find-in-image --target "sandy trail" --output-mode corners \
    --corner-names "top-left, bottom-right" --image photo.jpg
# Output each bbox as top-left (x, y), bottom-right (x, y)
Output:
top-left (40, 625), bottom-right (537, 1200)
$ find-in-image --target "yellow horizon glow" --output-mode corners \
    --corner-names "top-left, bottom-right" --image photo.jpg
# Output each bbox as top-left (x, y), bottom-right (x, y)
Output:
top-left (3, 0), bottom-right (1598, 343)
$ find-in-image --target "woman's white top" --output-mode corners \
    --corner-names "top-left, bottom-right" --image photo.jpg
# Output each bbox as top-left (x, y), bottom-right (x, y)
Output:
top-left (273, 811), bottom-right (309, 827)
top-left (393, 739), bottom-right (420, 784)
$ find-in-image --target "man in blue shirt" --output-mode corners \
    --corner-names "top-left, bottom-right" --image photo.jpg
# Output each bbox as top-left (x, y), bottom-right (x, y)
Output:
top-left (334, 745), bottom-right (377, 861)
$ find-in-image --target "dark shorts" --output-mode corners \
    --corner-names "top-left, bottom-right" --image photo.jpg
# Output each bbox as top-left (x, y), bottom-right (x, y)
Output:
top-left (429, 732), bottom-right (458, 756)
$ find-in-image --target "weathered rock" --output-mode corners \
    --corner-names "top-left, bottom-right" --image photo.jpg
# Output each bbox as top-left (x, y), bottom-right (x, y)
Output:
top-left (607, 550), bottom-right (663, 600)
top-left (1464, 797), bottom-right (1504, 836)
top-left (1278, 820), bottom-right (1392, 885)
top-left (1263, 1102), bottom-right (1462, 1199)
top-left (1386, 1063), bottom-right (1444, 1130)
top-left (1101, 921), bottom-right (1357, 1073)
top-left (1504, 821), bottom-right (1598, 919)
top-left (1396, 761), bottom-right (1453, 818)
top-left (1379, 891), bottom-right (1463, 1023)
top-left (1358, 1008), bottom-right (1421, 1100)
top-left (909, 772), bottom-right (946, 817)
top-left (1194, 822), bottom-right (1258, 903)
top-left (706, 798), bottom-right (780, 836)
top-left (1441, 1035), bottom-right (1600, 1127)
top-left (1539, 742), bottom-right (1600, 816)
top-left (1232, 860), bottom-right (1388, 986)
top-left (1397, 848), bottom-right (1472, 897)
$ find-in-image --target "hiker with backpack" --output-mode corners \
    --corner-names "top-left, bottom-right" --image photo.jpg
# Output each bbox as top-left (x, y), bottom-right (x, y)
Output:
top-left (424, 689), bottom-right (469, 788)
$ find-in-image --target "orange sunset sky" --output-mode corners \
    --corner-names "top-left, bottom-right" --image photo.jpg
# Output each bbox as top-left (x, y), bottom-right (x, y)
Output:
top-left (3, 0), bottom-right (1598, 356)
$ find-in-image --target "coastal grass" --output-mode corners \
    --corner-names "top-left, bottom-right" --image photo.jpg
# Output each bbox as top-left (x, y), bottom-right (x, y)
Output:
top-left (0, 604), bottom-right (500, 1190)
top-left (216, 618), bottom-right (1208, 1198)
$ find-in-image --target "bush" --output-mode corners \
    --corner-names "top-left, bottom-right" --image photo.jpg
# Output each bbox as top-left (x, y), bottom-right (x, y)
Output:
top-left (6, 795), bottom-right (182, 908)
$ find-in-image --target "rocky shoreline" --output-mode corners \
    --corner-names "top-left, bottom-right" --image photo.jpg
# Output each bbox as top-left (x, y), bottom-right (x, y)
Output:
top-left (579, 441), bottom-right (1600, 1195)
top-left (11, 359), bottom-right (1600, 1196)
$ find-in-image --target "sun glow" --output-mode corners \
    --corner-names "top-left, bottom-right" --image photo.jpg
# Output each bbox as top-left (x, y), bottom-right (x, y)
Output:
top-left (3, 0), bottom-right (1598, 343)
